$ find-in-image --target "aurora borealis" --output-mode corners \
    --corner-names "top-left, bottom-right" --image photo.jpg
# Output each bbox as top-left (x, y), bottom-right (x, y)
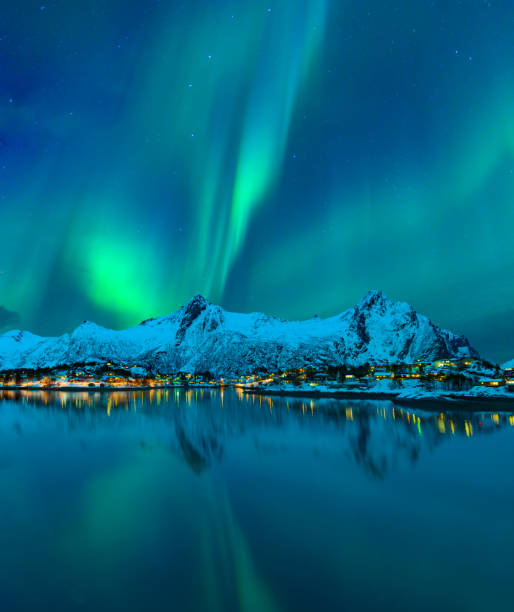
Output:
top-left (1, 1), bottom-right (513, 361)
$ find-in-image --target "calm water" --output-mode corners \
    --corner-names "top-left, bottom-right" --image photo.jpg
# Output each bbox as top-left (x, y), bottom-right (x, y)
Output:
top-left (0, 389), bottom-right (513, 612)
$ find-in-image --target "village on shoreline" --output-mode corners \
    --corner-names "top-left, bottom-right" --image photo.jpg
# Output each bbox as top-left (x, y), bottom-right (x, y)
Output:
top-left (1, 356), bottom-right (513, 404)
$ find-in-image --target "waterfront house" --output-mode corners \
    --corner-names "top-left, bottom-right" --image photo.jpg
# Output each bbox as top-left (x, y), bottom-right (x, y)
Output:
top-left (478, 377), bottom-right (504, 388)
top-left (374, 370), bottom-right (394, 380)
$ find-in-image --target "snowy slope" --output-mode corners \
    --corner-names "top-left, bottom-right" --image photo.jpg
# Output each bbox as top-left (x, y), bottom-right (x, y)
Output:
top-left (502, 359), bottom-right (514, 370)
top-left (0, 291), bottom-right (479, 375)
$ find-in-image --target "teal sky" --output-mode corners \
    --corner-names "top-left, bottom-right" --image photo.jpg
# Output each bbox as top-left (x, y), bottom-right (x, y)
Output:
top-left (0, 1), bottom-right (513, 361)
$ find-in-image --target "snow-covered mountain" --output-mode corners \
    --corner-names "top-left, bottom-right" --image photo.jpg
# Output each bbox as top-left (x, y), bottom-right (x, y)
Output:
top-left (0, 291), bottom-right (479, 375)
top-left (502, 359), bottom-right (514, 370)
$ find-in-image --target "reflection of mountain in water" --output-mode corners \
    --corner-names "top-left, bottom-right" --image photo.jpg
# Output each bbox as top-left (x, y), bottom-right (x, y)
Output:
top-left (173, 408), bottom-right (224, 474)
top-left (1, 389), bottom-right (512, 478)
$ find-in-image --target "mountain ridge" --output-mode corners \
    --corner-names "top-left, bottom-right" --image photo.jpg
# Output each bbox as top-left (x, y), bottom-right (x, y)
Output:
top-left (0, 291), bottom-right (480, 375)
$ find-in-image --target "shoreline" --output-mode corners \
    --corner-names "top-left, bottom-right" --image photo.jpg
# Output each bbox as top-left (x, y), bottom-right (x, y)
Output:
top-left (243, 387), bottom-right (514, 410)
top-left (0, 384), bottom-right (222, 392)
top-left (1, 384), bottom-right (513, 411)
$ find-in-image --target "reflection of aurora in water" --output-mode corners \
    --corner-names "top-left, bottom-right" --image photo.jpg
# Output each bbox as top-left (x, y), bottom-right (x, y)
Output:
top-left (1, 388), bottom-right (513, 479)
top-left (1, 389), bottom-right (514, 611)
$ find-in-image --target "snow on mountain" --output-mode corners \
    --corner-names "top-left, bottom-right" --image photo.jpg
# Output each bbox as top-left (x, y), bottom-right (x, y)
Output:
top-left (0, 291), bottom-right (479, 375)
top-left (502, 359), bottom-right (514, 370)
top-left (0, 330), bottom-right (50, 368)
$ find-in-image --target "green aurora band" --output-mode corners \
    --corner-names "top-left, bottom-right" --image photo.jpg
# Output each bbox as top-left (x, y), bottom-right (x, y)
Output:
top-left (0, 1), bottom-right (513, 360)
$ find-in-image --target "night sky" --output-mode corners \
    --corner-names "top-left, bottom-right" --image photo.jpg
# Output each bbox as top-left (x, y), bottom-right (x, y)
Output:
top-left (1, 1), bottom-right (513, 362)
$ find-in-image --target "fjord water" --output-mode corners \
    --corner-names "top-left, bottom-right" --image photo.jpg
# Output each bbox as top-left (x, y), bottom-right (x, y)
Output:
top-left (0, 389), bottom-right (513, 612)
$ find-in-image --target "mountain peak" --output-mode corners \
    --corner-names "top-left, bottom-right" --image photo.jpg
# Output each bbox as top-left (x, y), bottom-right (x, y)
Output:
top-left (357, 289), bottom-right (389, 309)
top-left (174, 294), bottom-right (211, 345)
top-left (76, 320), bottom-right (102, 328)
top-left (72, 320), bottom-right (107, 337)
top-left (185, 294), bottom-right (210, 308)
top-left (182, 294), bottom-right (211, 318)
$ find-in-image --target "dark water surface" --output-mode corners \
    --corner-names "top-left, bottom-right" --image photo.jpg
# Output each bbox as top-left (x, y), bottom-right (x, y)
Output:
top-left (0, 389), bottom-right (513, 612)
